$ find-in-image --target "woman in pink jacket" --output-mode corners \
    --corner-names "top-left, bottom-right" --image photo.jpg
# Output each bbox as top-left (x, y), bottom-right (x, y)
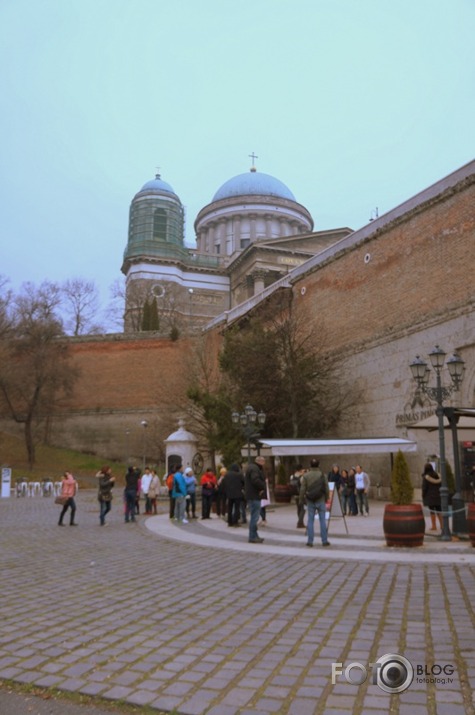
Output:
top-left (58, 471), bottom-right (78, 526)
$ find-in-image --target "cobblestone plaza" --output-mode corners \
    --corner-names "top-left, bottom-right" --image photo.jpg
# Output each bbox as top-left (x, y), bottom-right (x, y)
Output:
top-left (0, 493), bottom-right (474, 715)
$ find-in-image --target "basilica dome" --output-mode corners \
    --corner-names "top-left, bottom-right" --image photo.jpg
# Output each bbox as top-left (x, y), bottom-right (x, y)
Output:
top-left (212, 169), bottom-right (296, 202)
top-left (195, 166), bottom-right (314, 257)
top-left (139, 176), bottom-right (177, 196)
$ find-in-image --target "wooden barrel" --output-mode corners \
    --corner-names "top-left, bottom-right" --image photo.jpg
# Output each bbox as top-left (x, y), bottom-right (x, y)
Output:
top-left (467, 503), bottom-right (475, 547)
top-left (383, 504), bottom-right (425, 547)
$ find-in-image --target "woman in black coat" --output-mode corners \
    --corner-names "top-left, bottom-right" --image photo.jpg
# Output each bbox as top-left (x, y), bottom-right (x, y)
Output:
top-left (422, 463), bottom-right (442, 532)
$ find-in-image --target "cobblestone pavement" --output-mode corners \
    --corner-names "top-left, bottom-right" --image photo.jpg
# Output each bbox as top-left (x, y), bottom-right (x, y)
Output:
top-left (0, 493), bottom-right (474, 715)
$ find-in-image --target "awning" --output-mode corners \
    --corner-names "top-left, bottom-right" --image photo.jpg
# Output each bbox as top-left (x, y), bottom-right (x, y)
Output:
top-left (408, 408), bottom-right (475, 433)
top-left (255, 437), bottom-right (417, 457)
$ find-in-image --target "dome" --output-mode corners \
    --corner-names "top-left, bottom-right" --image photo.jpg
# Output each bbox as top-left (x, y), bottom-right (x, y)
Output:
top-left (212, 169), bottom-right (296, 202)
top-left (139, 175), bottom-right (177, 195)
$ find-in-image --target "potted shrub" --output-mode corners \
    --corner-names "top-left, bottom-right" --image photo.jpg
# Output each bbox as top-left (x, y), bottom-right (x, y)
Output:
top-left (273, 462), bottom-right (293, 504)
top-left (383, 450), bottom-right (425, 547)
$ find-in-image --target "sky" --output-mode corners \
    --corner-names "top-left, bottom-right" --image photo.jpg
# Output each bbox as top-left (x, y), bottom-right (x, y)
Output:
top-left (1, 0), bottom-right (474, 326)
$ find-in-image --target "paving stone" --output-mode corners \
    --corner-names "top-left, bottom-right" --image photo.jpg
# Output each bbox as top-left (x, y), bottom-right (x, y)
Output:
top-left (1, 495), bottom-right (474, 715)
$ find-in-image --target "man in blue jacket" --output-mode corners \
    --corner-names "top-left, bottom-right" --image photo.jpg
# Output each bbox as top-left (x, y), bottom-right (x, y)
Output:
top-left (172, 465), bottom-right (188, 523)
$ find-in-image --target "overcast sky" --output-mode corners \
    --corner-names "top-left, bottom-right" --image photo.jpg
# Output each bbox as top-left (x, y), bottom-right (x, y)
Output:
top-left (1, 0), bottom-right (474, 324)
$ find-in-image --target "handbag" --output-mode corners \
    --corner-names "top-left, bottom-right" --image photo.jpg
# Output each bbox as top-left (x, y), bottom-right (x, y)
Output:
top-left (55, 496), bottom-right (69, 505)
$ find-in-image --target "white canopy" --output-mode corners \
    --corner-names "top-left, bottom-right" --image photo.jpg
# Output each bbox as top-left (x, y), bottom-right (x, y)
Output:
top-left (256, 437), bottom-right (417, 457)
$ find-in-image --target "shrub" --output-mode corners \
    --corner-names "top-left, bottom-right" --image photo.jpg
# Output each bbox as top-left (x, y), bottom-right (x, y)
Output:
top-left (390, 450), bottom-right (414, 505)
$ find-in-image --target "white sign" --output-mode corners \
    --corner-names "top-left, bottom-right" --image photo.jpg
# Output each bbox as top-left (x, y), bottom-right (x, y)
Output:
top-left (1, 468), bottom-right (12, 498)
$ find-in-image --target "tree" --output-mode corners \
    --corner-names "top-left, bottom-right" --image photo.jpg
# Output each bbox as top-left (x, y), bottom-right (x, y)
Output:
top-left (219, 292), bottom-right (348, 439)
top-left (185, 334), bottom-right (243, 467)
top-left (0, 282), bottom-right (79, 468)
top-left (141, 298), bottom-right (151, 331)
top-left (390, 450), bottom-right (414, 505)
top-left (0, 276), bottom-right (13, 339)
top-left (61, 278), bottom-right (103, 335)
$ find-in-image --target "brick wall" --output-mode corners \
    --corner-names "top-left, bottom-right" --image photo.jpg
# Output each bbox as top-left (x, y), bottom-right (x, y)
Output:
top-left (290, 179), bottom-right (474, 355)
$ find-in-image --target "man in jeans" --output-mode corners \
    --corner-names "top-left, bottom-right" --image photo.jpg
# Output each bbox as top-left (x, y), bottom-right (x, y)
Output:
top-left (355, 464), bottom-right (370, 516)
top-left (299, 458), bottom-right (330, 547)
top-left (244, 456), bottom-right (267, 543)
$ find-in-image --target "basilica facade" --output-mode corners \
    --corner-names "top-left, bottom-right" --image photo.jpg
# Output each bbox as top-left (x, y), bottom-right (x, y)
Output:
top-left (121, 164), bottom-right (351, 333)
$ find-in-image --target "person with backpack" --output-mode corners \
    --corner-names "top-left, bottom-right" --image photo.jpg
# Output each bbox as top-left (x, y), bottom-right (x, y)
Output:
top-left (166, 466), bottom-right (177, 519)
top-left (299, 458), bottom-right (330, 548)
top-left (290, 464), bottom-right (306, 529)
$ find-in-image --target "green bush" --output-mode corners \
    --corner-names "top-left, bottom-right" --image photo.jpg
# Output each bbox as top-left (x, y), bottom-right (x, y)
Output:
top-left (276, 462), bottom-right (288, 485)
top-left (390, 450), bottom-right (414, 505)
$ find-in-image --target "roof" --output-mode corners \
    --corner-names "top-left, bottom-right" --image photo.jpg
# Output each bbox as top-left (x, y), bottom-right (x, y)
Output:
top-left (256, 438), bottom-right (418, 457)
top-left (139, 175), bottom-right (177, 196)
top-left (408, 408), bottom-right (475, 433)
top-left (212, 170), bottom-right (296, 202)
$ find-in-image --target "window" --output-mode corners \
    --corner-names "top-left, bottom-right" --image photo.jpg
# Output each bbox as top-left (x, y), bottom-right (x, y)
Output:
top-left (153, 208), bottom-right (167, 241)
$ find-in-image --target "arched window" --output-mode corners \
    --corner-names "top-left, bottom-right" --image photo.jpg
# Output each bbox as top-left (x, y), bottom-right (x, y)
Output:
top-left (153, 208), bottom-right (167, 241)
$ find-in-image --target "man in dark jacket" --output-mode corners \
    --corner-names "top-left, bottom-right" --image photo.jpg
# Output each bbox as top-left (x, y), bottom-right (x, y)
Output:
top-left (124, 466), bottom-right (140, 523)
top-left (299, 458), bottom-right (330, 547)
top-left (245, 456), bottom-right (267, 543)
top-left (223, 463), bottom-right (244, 527)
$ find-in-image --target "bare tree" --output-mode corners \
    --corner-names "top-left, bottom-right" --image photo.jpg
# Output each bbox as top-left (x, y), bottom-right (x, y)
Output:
top-left (0, 282), bottom-right (79, 468)
top-left (61, 278), bottom-right (103, 335)
top-left (105, 278), bottom-right (126, 332)
top-left (0, 275), bottom-right (13, 339)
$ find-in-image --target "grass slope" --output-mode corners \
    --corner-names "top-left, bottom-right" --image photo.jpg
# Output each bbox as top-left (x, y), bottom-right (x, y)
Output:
top-left (0, 431), bottom-right (127, 488)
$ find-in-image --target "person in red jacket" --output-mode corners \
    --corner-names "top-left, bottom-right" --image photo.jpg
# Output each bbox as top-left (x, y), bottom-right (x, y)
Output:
top-left (200, 468), bottom-right (217, 519)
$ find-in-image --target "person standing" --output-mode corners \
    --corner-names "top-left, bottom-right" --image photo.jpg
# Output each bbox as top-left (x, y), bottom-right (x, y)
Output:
top-left (184, 467), bottom-right (198, 519)
top-left (58, 471), bottom-right (78, 526)
top-left (290, 464), bottom-right (306, 529)
top-left (422, 462), bottom-right (443, 532)
top-left (355, 464), bottom-right (370, 516)
top-left (166, 466), bottom-right (177, 519)
top-left (346, 467), bottom-right (357, 515)
top-left (96, 465), bottom-right (115, 526)
top-left (328, 464), bottom-right (342, 493)
top-left (200, 468), bottom-right (217, 519)
top-left (223, 463), bottom-right (245, 527)
top-left (172, 465), bottom-right (188, 523)
top-left (244, 456), bottom-right (267, 543)
top-left (124, 466), bottom-right (140, 523)
top-left (299, 458), bottom-right (330, 547)
top-left (216, 467), bottom-right (228, 519)
top-left (148, 469), bottom-right (161, 515)
top-left (141, 466), bottom-right (153, 515)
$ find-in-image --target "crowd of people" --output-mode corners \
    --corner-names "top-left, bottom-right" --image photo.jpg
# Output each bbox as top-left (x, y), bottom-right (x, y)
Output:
top-left (55, 458), bottom-right (449, 542)
top-left (291, 463), bottom-right (371, 520)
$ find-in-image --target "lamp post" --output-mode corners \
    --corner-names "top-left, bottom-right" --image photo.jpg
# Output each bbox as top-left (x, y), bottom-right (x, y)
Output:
top-left (410, 346), bottom-right (465, 541)
top-left (232, 405), bottom-right (266, 464)
top-left (140, 420), bottom-right (148, 472)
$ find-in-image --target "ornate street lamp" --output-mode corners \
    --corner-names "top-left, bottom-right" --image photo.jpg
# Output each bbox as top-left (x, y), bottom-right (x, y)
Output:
top-left (410, 347), bottom-right (465, 541)
top-left (232, 404), bottom-right (266, 463)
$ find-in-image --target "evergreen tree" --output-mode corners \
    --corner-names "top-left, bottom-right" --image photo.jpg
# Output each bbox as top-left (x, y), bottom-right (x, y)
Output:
top-left (141, 298), bottom-right (151, 331)
top-left (390, 450), bottom-right (414, 505)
